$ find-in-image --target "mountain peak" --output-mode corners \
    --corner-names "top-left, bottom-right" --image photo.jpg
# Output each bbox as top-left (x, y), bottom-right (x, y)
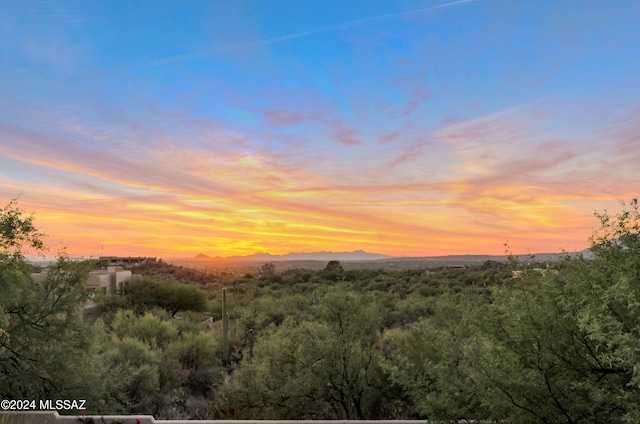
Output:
top-left (193, 250), bottom-right (391, 261)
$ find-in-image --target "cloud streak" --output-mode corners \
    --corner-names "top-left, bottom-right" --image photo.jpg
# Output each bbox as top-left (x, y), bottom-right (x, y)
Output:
top-left (63, 0), bottom-right (477, 82)
top-left (3, 0), bottom-right (640, 257)
top-left (5, 92), bottom-right (639, 257)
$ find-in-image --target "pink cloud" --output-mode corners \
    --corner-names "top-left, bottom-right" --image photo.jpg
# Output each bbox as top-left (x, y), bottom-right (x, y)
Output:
top-left (334, 127), bottom-right (361, 146)
top-left (378, 130), bottom-right (400, 143)
top-left (262, 108), bottom-right (322, 127)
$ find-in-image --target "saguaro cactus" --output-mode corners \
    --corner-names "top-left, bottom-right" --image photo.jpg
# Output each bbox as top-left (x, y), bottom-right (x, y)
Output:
top-left (222, 287), bottom-right (229, 363)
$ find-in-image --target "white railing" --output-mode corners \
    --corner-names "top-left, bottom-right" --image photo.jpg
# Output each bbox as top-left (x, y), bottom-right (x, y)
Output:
top-left (1, 412), bottom-right (433, 424)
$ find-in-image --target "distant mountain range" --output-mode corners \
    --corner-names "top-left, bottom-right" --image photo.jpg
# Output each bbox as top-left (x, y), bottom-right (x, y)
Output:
top-left (194, 250), bottom-right (393, 262)
top-left (192, 248), bottom-right (593, 263)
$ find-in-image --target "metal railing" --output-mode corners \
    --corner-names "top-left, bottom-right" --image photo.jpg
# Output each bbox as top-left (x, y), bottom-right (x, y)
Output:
top-left (1, 412), bottom-right (433, 424)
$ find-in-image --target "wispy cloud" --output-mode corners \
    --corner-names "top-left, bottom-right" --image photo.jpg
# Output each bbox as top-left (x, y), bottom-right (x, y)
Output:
top-left (63, 0), bottom-right (477, 82)
top-left (3, 0), bottom-right (639, 257)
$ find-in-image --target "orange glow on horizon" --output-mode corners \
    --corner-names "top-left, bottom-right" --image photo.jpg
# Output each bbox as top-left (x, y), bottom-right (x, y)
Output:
top-left (16, 189), bottom-right (598, 260)
top-left (2, 2), bottom-right (639, 263)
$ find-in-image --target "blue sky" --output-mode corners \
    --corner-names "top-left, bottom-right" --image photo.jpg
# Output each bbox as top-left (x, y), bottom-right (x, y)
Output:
top-left (1, 0), bottom-right (639, 257)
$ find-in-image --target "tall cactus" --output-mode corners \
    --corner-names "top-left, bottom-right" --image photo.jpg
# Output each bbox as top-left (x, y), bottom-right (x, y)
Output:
top-left (222, 287), bottom-right (229, 363)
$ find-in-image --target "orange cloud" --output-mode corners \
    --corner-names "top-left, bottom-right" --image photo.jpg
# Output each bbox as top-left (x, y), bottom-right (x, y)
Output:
top-left (3, 95), bottom-right (639, 259)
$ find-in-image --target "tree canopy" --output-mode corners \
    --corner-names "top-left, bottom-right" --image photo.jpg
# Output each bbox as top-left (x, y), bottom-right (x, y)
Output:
top-left (122, 276), bottom-right (208, 317)
top-left (0, 200), bottom-right (95, 400)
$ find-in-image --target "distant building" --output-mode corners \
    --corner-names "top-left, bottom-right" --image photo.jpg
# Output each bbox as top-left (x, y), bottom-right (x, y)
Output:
top-left (30, 266), bottom-right (132, 322)
top-left (31, 266), bottom-right (132, 295)
top-left (99, 256), bottom-right (156, 266)
top-left (90, 266), bottom-right (132, 294)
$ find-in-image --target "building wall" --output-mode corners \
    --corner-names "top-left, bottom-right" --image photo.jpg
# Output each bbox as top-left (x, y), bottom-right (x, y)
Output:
top-left (87, 273), bottom-right (112, 293)
top-left (31, 268), bottom-right (132, 295)
top-left (114, 270), bottom-right (132, 293)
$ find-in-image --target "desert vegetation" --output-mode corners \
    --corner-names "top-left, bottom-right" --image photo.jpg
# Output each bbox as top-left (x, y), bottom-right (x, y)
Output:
top-left (2, 199), bottom-right (640, 422)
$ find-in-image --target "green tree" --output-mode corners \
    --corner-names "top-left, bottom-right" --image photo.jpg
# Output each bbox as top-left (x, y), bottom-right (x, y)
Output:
top-left (0, 200), bottom-right (95, 401)
top-left (470, 199), bottom-right (640, 423)
top-left (382, 296), bottom-right (485, 420)
top-left (258, 262), bottom-right (275, 279)
top-left (319, 260), bottom-right (345, 282)
top-left (219, 292), bottom-right (388, 419)
top-left (122, 276), bottom-right (207, 317)
top-left (378, 200), bottom-right (640, 423)
top-left (101, 335), bottom-right (161, 410)
top-left (111, 310), bottom-right (179, 349)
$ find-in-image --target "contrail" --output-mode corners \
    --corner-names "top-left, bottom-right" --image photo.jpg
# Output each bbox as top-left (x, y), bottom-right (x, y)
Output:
top-left (248, 0), bottom-right (477, 46)
top-left (65, 0), bottom-right (476, 81)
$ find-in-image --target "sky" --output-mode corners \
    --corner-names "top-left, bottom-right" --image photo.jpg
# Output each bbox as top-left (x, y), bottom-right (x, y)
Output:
top-left (1, 0), bottom-right (639, 258)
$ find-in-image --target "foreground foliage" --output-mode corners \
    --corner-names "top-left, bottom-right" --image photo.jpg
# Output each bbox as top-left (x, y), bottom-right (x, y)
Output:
top-left (0, 200), bottom-right (95, 400)
top-left (3, 198), bottom-right (640, 422)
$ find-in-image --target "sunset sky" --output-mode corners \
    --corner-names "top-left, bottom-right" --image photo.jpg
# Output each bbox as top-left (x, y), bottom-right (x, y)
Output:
top-left (1, 1), bottom-right (639, 258)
